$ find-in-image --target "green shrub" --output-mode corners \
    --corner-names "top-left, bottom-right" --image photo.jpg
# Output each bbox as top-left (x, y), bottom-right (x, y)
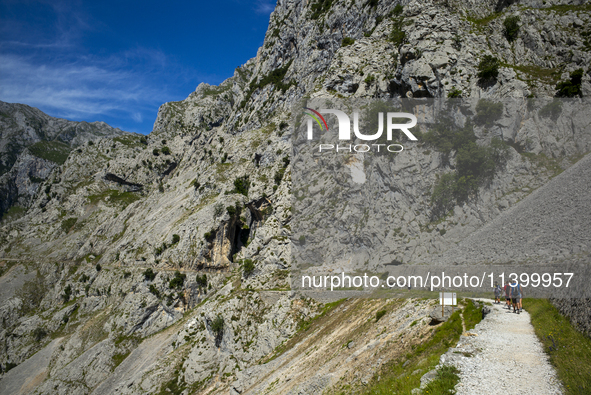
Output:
top-left (376, 309), bottom-right (387, 322)
top-left (274, 168), bottom-right (285, 185)
top-left (342, 37), bottom-right (355, 47)
top-left (364, 74), bottom-right (376, 84)
top-left (231, 176), bottom-right (250, 196)
top-left (196, 274), bottom-right (208, 288)
top-left (447, 86), bottom-right (462, 98)
top-left (426, 112), bottom-right (510, 219)
top-left (152, 148), bottom-right (160, 156)
top-left (477, 55), bottom-right (500, 83)
top-left (422, 117), bottom-right (475, 158)
top-left (430, 173), bottom-right (458, 220)
top-left (32, 327), bottom-right (47, 342)
top-left (95, 263), bottom-right (101, 272)
top-left (149, 284), bottom-right (161, 298)
top-left (474, 99), bottom-right (504, 127)
top-left (169, 271), bottom-right (186, 290)
top-left (211, 315), bottom-right (224, 337)
top-left (62, 284), bottom-right (72, 302)
top-left (240, 61), bottom-right (295, 108)
top-left (155, 243), bottom-right (167, 256)
top-left (171, 234), bottom-right (180, 244)
top-left (555, 69), bottom-right (583, 98)
top-left (503, 15), bottom-right (520, 41)
top-left (204, 229), bottom-right (216, 241)
top-left (161, 146), bottom-right (171, 155)
top-left (143, 268), bottom-right (157, 282)
top-left (61, 217), bottom-right (77, 233)
top-left (391, 4), bottom-right (403, 15)
top-left (310, 0), bottom-right (332, 19)
top-left (226, 205), bottom-right (237, 217)
top-left (243, 259), bottom-right (255, 277)
top-left (389, 23), bottom-right (406, 46)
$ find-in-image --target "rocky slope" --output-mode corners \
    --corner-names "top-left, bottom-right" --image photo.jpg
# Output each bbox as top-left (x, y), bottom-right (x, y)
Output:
top-left (1, 0), bottom-right (590, 394)
top-left (0, 101), bottom-right (128, 218)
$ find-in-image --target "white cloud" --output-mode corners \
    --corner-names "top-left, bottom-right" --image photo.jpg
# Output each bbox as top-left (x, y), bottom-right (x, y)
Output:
top-left (0, 53), bottom-right (164, 123)
top-left (254, 0), bottom-right (275, 14)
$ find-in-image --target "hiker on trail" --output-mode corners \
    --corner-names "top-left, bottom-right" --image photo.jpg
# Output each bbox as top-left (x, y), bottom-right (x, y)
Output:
top-left (494, 282), bottom-right (502, 304)
top-left (504, 280), bottom-right (511, 309)
top-left (511, 279), bottom-right (523, 314)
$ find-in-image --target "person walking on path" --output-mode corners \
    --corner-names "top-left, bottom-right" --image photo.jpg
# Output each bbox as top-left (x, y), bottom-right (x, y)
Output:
top-left (504, 280), bottom-right (511, 309)
top-left (494, 282), bottom-right (502, 304)
top-left (511, 279), bottom-right (522, 314)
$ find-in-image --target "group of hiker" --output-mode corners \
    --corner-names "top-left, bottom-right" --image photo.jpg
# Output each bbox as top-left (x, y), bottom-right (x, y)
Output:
top-left (493, 280), bottom-right (523, 314)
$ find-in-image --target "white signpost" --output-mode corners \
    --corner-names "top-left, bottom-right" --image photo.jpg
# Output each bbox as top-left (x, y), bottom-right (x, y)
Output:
top-left (439, 292), bottom-right (457, 318)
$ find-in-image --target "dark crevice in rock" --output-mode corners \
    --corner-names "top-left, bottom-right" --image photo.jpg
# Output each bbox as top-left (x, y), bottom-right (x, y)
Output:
top-left (103, 173), bottom-right (143, 190)
top-left (161, 162), bottom-right (177, 177)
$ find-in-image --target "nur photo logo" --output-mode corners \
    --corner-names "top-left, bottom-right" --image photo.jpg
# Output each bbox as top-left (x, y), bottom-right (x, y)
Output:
top-left (303, 106), bottom-right (418, 153)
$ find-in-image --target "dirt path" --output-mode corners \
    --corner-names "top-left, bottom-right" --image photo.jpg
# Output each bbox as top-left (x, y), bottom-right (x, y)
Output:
top-left (442, 299), bottom-right (562, 394)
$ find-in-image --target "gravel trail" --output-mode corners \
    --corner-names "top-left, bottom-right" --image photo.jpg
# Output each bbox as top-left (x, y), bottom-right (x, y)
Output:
top-left (441, 299), bottom-right (562, 395)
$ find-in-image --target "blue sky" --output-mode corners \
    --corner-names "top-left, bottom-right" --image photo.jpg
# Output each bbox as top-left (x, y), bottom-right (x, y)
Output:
top-left (0, 0), bottom-right (275, 134)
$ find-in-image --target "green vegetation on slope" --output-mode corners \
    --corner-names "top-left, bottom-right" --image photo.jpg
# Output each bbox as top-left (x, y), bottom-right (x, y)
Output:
top-left (425, 107), bottom-right (511, 220)
top-left (361, 299), bottom-right (482, 395)
top-left (87, 189), bottom-right (141, 208)
top-left (28, 140), bottom-right (71, 165)
top-left (526, 299), bottom-right (591, 395)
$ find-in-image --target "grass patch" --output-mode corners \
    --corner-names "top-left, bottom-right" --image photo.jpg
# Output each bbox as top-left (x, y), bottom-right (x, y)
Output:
top-left (61, 217), bottom-right (78, 233)
top-left (501, 63), bottom-right (561, 86)
top-left (28, 140), bottom-right (71, 165)
top-left (201, 84), bottom-right (231, 97)
top-left (297, 298), bottom-right (346, 332)
top-left (1, 205), bottom-right (27, 223)
top-left (463, 298), bottom-right (483, 331)
top-left (423, 365), bottom-right (460, 393)
top-left (526, 298), bottom-right (591, 394)
top-left (113, 135), bottom-right (146, 148)
top-left (87, 189), bottom-right (141, 208)
top-left (361, 307), bottom-right (467, 395)
top-left (540, 4), bottom-right (591, 14)
top-left (521, 152), bottom-right (563, 177)
top-left (466, 12), bottom-right (502, 27)
top-left (112, 351), bottom-right (130, 368)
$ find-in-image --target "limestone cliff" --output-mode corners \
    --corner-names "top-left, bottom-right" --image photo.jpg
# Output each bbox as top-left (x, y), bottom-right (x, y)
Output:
top-left (0, 0), bottom-right (590, 394)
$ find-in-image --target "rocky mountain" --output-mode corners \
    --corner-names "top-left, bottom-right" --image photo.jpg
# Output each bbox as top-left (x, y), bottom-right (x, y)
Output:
top-left (0, 0), bottom-right (590, 394)
top-left (0, 101), bottom-right (129, 218)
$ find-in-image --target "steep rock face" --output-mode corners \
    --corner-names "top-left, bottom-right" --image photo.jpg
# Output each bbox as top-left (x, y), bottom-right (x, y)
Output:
top-left (0, 101), bottom-right (129, 217)
top-left (0, 0), bottom-right (590, 394)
